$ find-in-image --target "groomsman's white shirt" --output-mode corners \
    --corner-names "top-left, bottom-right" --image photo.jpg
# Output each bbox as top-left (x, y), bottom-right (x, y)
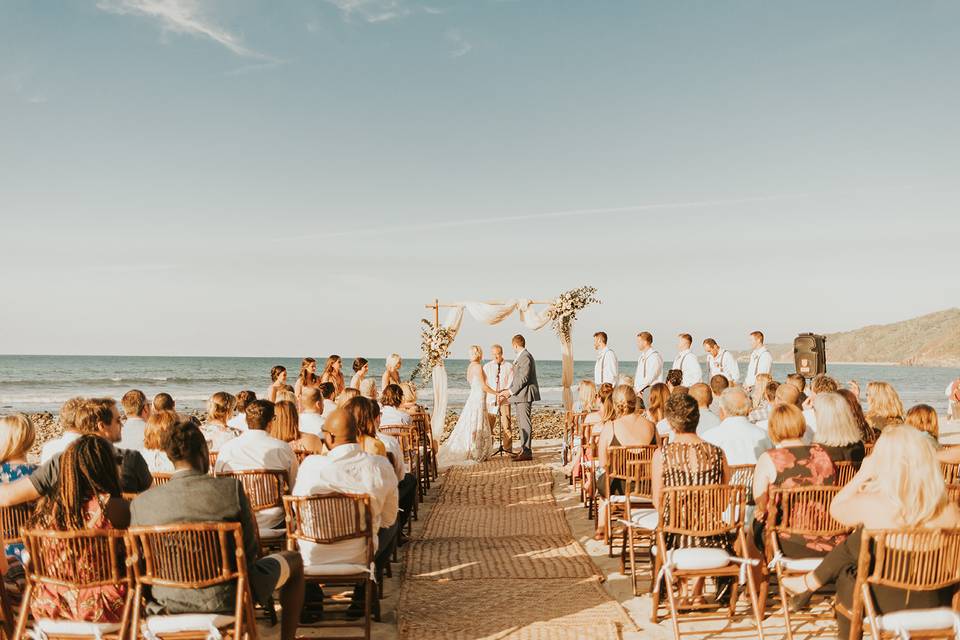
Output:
top-left (744, 346), bottom-right (774, 388)
top-left (594, 347), bottom-right (619, 386)
top-left (707, 350), bottom-right (740, 383)
top-left (672, 349), bottom-right (703, 386)
top-left (634, 348), bottom-right (664, 392)
top-left (483, 360), bottom-right (514, 411)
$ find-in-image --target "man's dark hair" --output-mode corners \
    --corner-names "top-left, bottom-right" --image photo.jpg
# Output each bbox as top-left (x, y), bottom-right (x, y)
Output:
top-left (318, 382), bottom-right (336, 399)
top-left (710, 374), bottom-right (730, 396)
top-left (164, 419), bottom-right (207, 464)
top-left (121, 389), bottom-right (147, 417)
top-left (665, 393), bottom-right (700, 434)
top-left (245, 399), bottom-right (275, 430)
top-left (666, 369), bottom-right (683, 387)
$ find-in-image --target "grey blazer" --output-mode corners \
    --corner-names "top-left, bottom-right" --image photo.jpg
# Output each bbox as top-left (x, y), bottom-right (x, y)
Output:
top-left (508, 349), bottom-right (540, 404)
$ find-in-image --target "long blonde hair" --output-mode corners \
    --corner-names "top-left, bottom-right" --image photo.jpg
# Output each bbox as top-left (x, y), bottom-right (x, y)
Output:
top-left (611, 385), bottom-right (642, 418)
top-left (269, 401), bottom-right (300, 442)
top-left (865, 381), bottom-right (905, 427)
top-left (577, 380), bottom-right (597, 413)
top-left (0, 414), bottom-right (35, 463)
top-left (751, 373), bottom-right (773, 408)
top-left (905, 404), bottom-right (939, 440)
top-left (866, 425), bottom-right (949, 527)
top-left (812, 392), bottom-right (863, 447)
top-left (647, 383), bottom-right (670, 423)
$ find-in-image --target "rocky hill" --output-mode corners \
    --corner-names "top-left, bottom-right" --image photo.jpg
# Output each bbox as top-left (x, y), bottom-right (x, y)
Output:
top-left (766, 308), bottom-right (960, 367)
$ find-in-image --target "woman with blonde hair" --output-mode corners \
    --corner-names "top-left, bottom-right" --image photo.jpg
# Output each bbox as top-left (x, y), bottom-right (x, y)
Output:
top-left (750, 373), bottom-right (773, 410)
top-left (341, 396), bottom-right (388, 458)
top-left (336, 388), bottom-right (360, 408)
top-left (905, 403), bottom-right (939, 440)
top-left (201, 392), bottom-right (238, 451)
top-left (864, 380), bottom-right (904, 432)
top-left (319, 355), bottom-right (345, 396)
top-left (382, 354), bottom-right (403, 391)
top-left (837, 388), bottom-right (877, 444)
top-left (812, 392), bottom-right (865, 463)
top-left (0, 414), bottom-right (37, 565)
top-left (268, 400), bottom-right (324, 455)
top-left (575, 380), bottom-right (597, 414)
top-left (646, 382), bottom-right (671, 440)
top-left (142, 409), bottom-right (177, 473)
top-left (436, 345), bottom-right (499, 468)
top-left (597, 385), bottom-right (655, 469)
top-left (781, 426), bottom-right (960, 638)
top-left (359, 378), bottom-right (378, 402)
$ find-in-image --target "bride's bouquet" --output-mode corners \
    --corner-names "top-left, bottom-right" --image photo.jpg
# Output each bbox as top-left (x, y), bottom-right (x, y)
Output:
top-left (410, 318), bottom-right (455, 383)
top-left (550, 286), bottom-right (601, 342)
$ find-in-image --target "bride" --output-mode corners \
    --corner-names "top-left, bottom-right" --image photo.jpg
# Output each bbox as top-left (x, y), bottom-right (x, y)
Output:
top-left (437, 345), bottom-right (500, 469)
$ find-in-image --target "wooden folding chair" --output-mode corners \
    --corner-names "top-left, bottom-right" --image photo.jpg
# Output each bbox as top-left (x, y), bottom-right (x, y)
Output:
top-left (844, 528), bottom-right (960, 640)
top-left (941, 461), bottom-right (960, 485)
top-left (283, 493), bottom-right (376, 640)
top-left (619, 452), bottom-right (657, 595)
top-left (380, 425), bottom-right (421, 528)
top-left (650, 484), bottom-right (765, 640)
top-left (834, 461), bottom-right (860, 486)
top-left (765, 486), bottom-right (853, 640)
top-left (214, 469), bottom-right (289, 554)
top-left (580, 433), bottom-right (600, 518)
top-left (603, 445), bottom-right (656, 557)
top-left (151, 473), bottom-right (173, 487)
top-left (125, 523), bottom-right (258, 640)
top-left (563, 411), bottom-right (588, 467)
top-left (0, 503), bottom-right (34, 638)
top-left (863, 443), bottom-right (875, 457)
top-left (947, 484), bottom-right (960, 506)
top-left (14, 528), bottom-right (132, 640)
top-left (411, 412), bottom-right (437, 482)
top-left (208, 451), bottom-right (218, 470)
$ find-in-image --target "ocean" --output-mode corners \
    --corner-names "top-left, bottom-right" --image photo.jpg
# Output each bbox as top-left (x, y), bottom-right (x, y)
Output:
top-left (0, 354), bottom-right (956, 414)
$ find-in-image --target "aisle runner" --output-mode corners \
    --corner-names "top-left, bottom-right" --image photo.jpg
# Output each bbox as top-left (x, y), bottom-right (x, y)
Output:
top-left (398, 456), bottom-right (635, 639)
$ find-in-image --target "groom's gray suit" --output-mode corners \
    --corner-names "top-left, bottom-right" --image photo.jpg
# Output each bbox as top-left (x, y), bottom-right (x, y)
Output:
top-left (508, 348), bottom-right (540, 455)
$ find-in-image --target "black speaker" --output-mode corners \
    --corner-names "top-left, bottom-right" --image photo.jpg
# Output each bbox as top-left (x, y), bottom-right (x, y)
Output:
top-left (794, 333), bottom-right (827, 378)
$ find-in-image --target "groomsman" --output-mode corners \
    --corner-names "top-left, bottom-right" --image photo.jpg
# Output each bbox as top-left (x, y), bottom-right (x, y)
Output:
top-left (703, 338), bottom-right (740, 383)
top-left (744, 330), bottom-right (774, 390)
top-left (483, 345), bottom-right (514, 453)
top-left (672, 333), bottom-right (703, 386)
top-left (634, 331), bottom-right (663, 395)
top-left (593, 331), bottom-right (618, 386)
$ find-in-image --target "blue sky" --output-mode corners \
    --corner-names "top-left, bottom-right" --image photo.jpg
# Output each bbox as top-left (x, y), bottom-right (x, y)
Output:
top-left (1, 1), bottom-right (959, 361)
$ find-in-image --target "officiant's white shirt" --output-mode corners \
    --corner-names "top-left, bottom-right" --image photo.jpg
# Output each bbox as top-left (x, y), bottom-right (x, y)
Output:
top-left (634, 349), bottom-right (664, 393)
top-left (594, 347), bottom-right (618, 386)
top-left (672, 349), bottom-right (703, 386)
top-left (483, 360), bottom-right (513, 410)
top-left (744, 346), bottom-right (773, 388)
top-left (707, 350), bottom-right (740, 383)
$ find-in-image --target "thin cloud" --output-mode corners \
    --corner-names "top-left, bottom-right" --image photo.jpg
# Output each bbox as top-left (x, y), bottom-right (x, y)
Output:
top-left (445, 29), bottom-right (472, 57)
top-left (282, 193), bottom-right (809, 241)
top-left (324, 0), bottom-right (415, 23)
top-left (96, 0), bottom-right (274, 60)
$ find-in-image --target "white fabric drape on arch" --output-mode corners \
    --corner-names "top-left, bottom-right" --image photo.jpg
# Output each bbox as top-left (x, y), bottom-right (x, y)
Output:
top-left (430, 299), bottom-right (557, 440)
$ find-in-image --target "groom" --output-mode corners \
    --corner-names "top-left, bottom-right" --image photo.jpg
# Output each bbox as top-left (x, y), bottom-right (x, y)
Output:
top-left (498, 334), bottom-right (540, 462)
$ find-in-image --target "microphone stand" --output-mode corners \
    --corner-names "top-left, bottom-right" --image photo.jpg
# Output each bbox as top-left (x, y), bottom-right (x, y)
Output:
top-left (492, 397), bottom-right (509, 457)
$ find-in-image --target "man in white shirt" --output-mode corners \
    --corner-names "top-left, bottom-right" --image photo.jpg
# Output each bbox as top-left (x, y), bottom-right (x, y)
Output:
top-left (702, 338), bottom-right (739, 384)
top-left (293, 409), bottom-right (398, 613)
top-left (215, 399), bottom-right (298, 529)
top-left (703, 388), bottom-right (772, 465)
top-left (744, 330), bottom-right (773, 390)
top-left (298, 387), bottom-right (326, 436)
top-left (379, 385), bottom-right (412, 427)
top-left (690, 383), bottom-right (721, 437)
top-left (41, 397), bottom-right (87, 463)
top-left (672, 333), bottom-right (703, 387)
top-left (319, 382), bottom-right (338, 416)
top-left (756, 383), bottom-right (813, 443)
top-left (633, 331), bottom-right (664, 396)
top-left (118, 389), bottom-right (150, 451)
top-left (483, 344), bottom-right (514, 453)
top-left (593, 331), bottom-right (618, 386)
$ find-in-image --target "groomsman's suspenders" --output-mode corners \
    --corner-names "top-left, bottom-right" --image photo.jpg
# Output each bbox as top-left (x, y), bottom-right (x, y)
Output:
top-left (639, 351), bottom-right (659, 393)
top-left (598, 350), bottom-right (610, 384)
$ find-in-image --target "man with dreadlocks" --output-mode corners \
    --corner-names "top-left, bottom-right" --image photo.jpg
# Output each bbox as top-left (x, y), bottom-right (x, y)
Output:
top-left (28, 434), bottom-right (131, 623)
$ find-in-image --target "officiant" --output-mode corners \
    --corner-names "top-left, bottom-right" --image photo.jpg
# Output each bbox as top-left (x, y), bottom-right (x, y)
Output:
top-left (484, 344), bottom-right (514, 454)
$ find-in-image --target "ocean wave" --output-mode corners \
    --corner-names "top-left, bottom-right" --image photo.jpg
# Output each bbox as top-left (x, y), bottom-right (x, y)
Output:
top-left (0, 376), bottom-right (248, 387)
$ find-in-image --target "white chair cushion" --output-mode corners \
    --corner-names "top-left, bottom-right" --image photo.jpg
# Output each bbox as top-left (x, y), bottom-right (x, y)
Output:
top-left (304, 563), bottom-right (371, 576)
top-left (666, 548), bottom-right (732, 571)
top-left (625, 509), bottom-right (658, 530)
top-left (142, 614), bottom-right (235, 636)
top-left (258, 527), bottom-right (286, 539)
top-left (35, 620), bottom-right (121, 636)
top-left (874, 607), bottom-right (960, 633)
top-left (609, 495), bottom-right (646, 504)
top-left (776, 557), bottom-right (823, 572)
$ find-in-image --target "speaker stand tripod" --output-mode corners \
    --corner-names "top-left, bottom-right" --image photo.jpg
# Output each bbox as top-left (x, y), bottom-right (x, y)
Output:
top-left (491, 403), bottom-right (510, 457)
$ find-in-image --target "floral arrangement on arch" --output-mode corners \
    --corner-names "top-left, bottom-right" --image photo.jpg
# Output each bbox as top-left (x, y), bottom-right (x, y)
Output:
top-left (550, 286), bottom-right (601, 342)
top-left (410, 319), bottom-right (455, 383)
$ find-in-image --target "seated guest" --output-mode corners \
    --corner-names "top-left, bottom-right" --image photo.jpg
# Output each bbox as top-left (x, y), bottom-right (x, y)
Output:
top-left (215, 400), bottom-right (298, 529)
top-left (228, 390), bottom-right (256, 431)
top-left (752, 404), bottom-right (838, 555)
top-left (336, 388), bottom-right (360, 408)
top-left (574, 380), bottom-right (597, 414)
top-left (597, 385), bottom-right (655, 471)
top-left (269, 400), bottom-right (324, 455)
top-left (864, 381), bottom-right (904, 433)
top-left (647, 382), bottom-right (671, 440)
top-left (131, 420), bottom-right (304, 640)
top-left (585, 383), bottom-right (614, 436)
top-left (399, 382), bottom-right (423, 415)
top-left (812, 393), bottom-right (865, 463)
top-left (318, 382), bottom-right (338, 415)
top-left (755, 383), bottom-right (806, 439)
top-left (664, 368), bottom-right (683, 392)
top-left (28, 435), bottom-right (130, 624)
top-left (781, 426), bottom-right (960, 639)
top-left (785, 373), bottom-right (808, 406)
top-left (703, 388), bottom-right (772, 465)
top-left (292, 409), bottom-right (398, 617)
top-left (118, 389), bottom-right (150, 451)
top-left (359, 378), bottom-right (378, 402)
top-left (298, 387), bottom-right (326, 437)
top-left (153, 392), bottom-right (175, 412)
top-left (370, 402), bottom-right (417, 539)
top-left (201, 392), bottom-right (239, 451)
top-left (802, 374), bottom-right (839, 431)
top-left (0, 413), bottom-right (37, 599)
top-left (40, 397), bottom-right (86, 462)
top-left (905, 403), bottom-right (939, 441)
top-left (689, 383), bottom-right (720, 436)
top-left (837, 388), bottom-right (878, 444)
top-left (709, 374), bottom-right (730, 414)
top-left (341, 397), bottom-right (388, 458)
top-left (568, 380), bottom-right (598, 479)
top-left (275, 389), bottom-right (297, 404)
top-left (749, 373), bottom-right (773, 412)
top-left (141, 410), bottom-right (177, 473)
top-left (748, 380), bottom-right (779, 423)
top-left (380, 384), bottom-right (412, 425)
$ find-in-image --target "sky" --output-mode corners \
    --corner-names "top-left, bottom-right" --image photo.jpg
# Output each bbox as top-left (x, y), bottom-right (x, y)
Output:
top-left (1, 1), bottom-right (959, 362)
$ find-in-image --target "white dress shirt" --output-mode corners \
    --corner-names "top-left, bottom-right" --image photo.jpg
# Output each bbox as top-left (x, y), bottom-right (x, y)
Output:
top-left (695, 408), bottom-right (722, 437)
top-left (744, 346), bottom-right (773, 388)
top-left (634, 348), bottom-right (664, 393)
top-left (594, 347), bottom-right (619, 386)
top-left (707, 350), bottom-right (740, 383)
top-left (483, 360), bottom-right (514, 411)
top-left (702, 416), bottom-right (772, 465)
top-left (40, 431), bottom-right (82, 463)
top-left (380, 405), bottom-right (412, 427)
top-left (215, 430), bottom-right (299, 529)
top-left (142, 449), bottom-right (176, 473)
top-left (118, 417), bottom-right (147, 451)
top-left (200, 422), bottom-right (238, 452)
top-left (323, 399), bottom-right (338, 415)
top-left (292, 444), bottom-right (399, 568)
top-left (672, 349), bottom-right (703, 386)
top-left (227, 414), bottom-right (248, 432)
top-left (299, 411), bottom-right (325, 436)
top-left (377, 432), bottom-right (406, 480)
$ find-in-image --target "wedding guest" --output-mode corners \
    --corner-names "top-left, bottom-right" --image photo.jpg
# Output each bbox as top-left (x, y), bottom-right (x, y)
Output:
top-left (483, 345), bottom-right (513, 453)
top-left (275, 389), bottom-right (297, 404)
top-left (749, 373), bottom-right (773, 412)
top-left (748, 379), bottom-right (779, 423)
top-left (597, 385), bottom-right (655, 469)
top-left (802, 374), bottom-right (839, 432)
top-left (130, 419), bottom-right (304, 640)
top-left (864, 381), bottom-right (905, 432)
top-left (0, 414), bottom-right (36, 565)
top-left (703, 388), bottom-right (772, 465)
top-left (703, 338), bottom-right (739, 384)
top-left (41, 397), bottom-right (86, 462)
top-left (812, 393), bottom-right (865, 463)
top-left (690, 383), bottom-right (721, 436)
top-left (319, 355), bottom-right (345, 396)
top-left (785, 373), bottom-right (808, 405)
top-left (118, 389), bottom-right (150, 451)
top-left (593, 332), bottom-right (618, 386)
top-left (574, 380), bottom-right (597, 414)
top-left (201, 391), bottom-right (239, 451)
top-left (268, 365), bottom-right (287, 402)
top-left (319, 382), bottom-right (338, 415)
top-left (744, 330), bottom-right (773, 390)
top-left (837, 388), bottom-right (878, 444)
top-left (905, 403), bottom-right (939, 440)
top-left (380, 384), bottom-right (412, 426)
top-left (298, 387), bottom-right (326, 437)
top-left (153, 392), bottom-right (175, 412)
top-left (269, 400), bottom-right (324, 455)
top-left (359, 378), bottom-right (378, 402)
top-left (568, 381), bottom-right (598, 480)
top-left (141, 409), bottom-right (177, 473)
top-left (28, 435), bottom-right (130, 624)
top-left (341, 397), bottom-right (388, 458)
top-left (709, 375), bottom-right (729, 414)
top-left (382, 354), bottom-right (403, 391)
top-left (672, 333), bottom-right (703, 386)
top-left (294, 358), bottom-right (319, 406)
top-left (947, 375), bottom-right (960, 420)
top-left (780, 426), bottom-right (960, 639)
top-left (647, 382), bottom-right (672, 440)
top-left (349, 357), bottom-right (369, 390)
top-left (755, 383), bottom-right (807, 439)
top-left (585, 383), bottom-right (614, 437)
top-left (399, 382), bottom-right (423, 415)
top-left (665, 369), bottom-right (684, 391)
top-left (228, 390), bottom-right (256, 431)
top-left (336, 388), bottom-right (360, 408)
top-left (633, 331), bottom-right (664, 396)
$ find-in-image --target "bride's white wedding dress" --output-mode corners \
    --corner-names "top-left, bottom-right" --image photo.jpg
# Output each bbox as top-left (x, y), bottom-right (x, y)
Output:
top-left (437, 372), bottom-right (492, 469)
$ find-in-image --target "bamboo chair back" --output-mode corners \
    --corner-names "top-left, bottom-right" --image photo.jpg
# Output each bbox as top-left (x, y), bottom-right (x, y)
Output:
top-left (214, 469), bottom-right (288, 513)
top-left (941, 461), bottom-right (960, 485)
top-left (21, 528), bottom-right (129, 589)
top-left (728, 464), bottom-right (755, 491)
top-left (566, 411), bottom-right (588, 443)
top-left (0, 502), bottom-right (35, 549)
top-left (283, 493), bottom-right (373, 546)
top-left (127, 523), bottom-right (246, 589)
top-left (151, 473), bottom-right (173, 487)
top-left (861, 528), bottom-right (960, 591)
top-left (626, 457), bottom-right (655, 502)
top-left (833, 461), bottom-right (859, 486)
top-left (605, 445), bottom-right (656, 482)
top-left (863, 442), bottom-right (875, 457)
top-left (766, 486), bottom-right (851, 539)
top-left (658, 485), bottom-right (746, 537)
top-left (947, 484), bottom-right (960, 506)
top-left (379, 425), bottom-right (418, 451)
top-left (208, 451), bottom-right (218, 469)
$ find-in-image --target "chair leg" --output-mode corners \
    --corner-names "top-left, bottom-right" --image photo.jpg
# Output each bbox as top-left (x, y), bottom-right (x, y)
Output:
top-left (664, 573), bottom-right (682, 640)
top-left (650, 556), bottom-right (661, 623)
top-left (365, 579), bottom-right (373, 639)
top-left (777, 567), bottom-right (795, 640)
top-left (745, 566), bottom-right (766, 640)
